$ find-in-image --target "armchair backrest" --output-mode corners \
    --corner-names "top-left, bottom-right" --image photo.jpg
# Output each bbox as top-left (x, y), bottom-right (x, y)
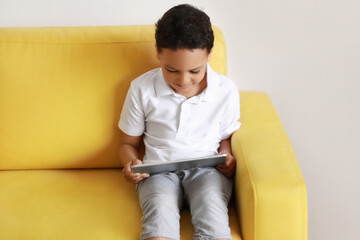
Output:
top-left (0, 25), bottom-right (227, 170)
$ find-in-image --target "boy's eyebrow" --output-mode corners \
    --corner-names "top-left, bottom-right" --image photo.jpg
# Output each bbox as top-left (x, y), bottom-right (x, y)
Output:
top-left (164, 64), bottom-right (177, 70)
top-left (164, 64), bottom-right (203, 71)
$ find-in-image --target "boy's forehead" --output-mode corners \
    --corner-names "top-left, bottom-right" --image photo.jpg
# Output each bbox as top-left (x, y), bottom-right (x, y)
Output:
top-left (159, 48), bottom-right (209, 61)
top-left (158, 48), bottom-right (209, 69)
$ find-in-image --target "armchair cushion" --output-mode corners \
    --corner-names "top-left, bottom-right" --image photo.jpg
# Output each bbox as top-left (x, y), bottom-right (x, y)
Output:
top-left (0, 169), bottom-right (242, 239)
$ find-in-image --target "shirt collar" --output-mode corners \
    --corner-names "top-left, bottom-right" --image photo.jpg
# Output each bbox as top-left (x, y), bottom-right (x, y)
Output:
top-left (199, 64), bottom-right (218, 102)
top-left (155, 68), bottom-right (174, 97)
top-left (154, 64), bottom-right (219, 101)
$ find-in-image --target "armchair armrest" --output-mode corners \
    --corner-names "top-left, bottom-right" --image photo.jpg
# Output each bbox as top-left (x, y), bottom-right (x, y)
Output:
top-left (231, 92), bottom-right (308, 240)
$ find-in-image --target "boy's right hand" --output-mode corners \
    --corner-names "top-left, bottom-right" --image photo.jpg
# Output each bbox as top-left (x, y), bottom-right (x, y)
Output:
top-left (123, 159), bottom-right (150, 184)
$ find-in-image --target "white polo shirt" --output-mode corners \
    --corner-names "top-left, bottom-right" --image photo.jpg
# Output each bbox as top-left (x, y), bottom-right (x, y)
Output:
top-left (119, 64), bottom-right (241, 164)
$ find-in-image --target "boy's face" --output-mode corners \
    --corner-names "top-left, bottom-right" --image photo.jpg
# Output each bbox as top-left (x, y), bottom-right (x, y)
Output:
top-left (157, 48), bottom-right (211, 99)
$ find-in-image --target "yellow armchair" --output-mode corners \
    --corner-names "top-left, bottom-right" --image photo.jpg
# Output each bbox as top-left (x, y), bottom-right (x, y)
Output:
top-left (0, 25), bottom-right (307, 240)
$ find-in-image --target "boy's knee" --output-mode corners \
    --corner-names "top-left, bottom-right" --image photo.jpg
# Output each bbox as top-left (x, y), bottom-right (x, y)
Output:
top-left (189, 192), bottom-right (231, 239)
top-left (191, 191), bottom-right (229, 217)
top-left (141, 193), bottom-right (180, 215)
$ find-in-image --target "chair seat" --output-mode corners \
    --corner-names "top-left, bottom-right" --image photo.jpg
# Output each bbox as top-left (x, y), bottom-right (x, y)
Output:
top-left (0, 169), bottom-right (242, 239)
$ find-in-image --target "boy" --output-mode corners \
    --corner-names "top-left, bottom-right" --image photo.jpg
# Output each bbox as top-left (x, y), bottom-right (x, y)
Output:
top-left (118, 4), bottom-right (241, 240)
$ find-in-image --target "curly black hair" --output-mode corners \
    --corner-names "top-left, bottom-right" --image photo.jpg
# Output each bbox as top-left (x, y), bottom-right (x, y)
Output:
top-left (155, 4), bottom-right (214, 53)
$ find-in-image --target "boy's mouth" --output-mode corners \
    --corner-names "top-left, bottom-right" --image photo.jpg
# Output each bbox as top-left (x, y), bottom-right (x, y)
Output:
top-left (175, 83), bottom-right (191, 89)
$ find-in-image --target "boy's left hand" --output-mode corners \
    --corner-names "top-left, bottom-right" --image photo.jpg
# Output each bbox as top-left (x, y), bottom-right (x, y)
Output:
top-left (216, 152), bottom-right (236, 178)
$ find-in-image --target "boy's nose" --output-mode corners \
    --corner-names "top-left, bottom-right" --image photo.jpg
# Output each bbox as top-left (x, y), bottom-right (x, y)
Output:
top-left (179, 73), bottom-right (191, 85)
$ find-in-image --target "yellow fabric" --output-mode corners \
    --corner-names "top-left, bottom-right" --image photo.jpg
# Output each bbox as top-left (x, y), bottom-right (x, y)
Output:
top-left (0, 25), bottom-right (227, 170)
top-left (0, 25), bottom-right (307, 239)
top-left (232, 92), bottom-right (308, 240)
top-left (0, 169), bottom-right (242, 240)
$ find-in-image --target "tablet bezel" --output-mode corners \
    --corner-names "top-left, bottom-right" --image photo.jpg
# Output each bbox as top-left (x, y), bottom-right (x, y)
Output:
top-left (130, 154), bottom-right (227, 175)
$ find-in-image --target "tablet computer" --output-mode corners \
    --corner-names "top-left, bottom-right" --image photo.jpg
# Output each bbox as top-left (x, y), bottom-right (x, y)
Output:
top-left (131, 154), bottom-right (227, 175)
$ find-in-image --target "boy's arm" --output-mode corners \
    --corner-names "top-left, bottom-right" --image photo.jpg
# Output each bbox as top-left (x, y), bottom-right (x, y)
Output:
top-left (119, 130), bottom-right (149, 184)
top-left (216, 137), bottom-right (236, 178)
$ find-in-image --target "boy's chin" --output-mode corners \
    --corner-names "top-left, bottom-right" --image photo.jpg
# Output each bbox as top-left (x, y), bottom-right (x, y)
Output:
top-left (174, 86), bottom-right (192, 95)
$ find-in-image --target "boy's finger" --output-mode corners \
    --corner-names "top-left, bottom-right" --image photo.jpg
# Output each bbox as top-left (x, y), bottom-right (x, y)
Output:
top-left (140, 173), bottom-right (150, 178)
top-left (217, 161), bottom-right (230, 169)
top-left (132, 173), bottom-right (149, 181)
top-left (132, 159), bottom-right (143, 165)
top-left (124, 161), bottom-right (134, 172)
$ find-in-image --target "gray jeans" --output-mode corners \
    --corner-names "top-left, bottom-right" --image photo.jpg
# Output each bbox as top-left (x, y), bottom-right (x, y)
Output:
top-left (136, 167), bottom-right (233, 240)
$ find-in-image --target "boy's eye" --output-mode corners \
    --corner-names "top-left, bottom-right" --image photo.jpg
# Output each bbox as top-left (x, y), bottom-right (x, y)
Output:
top-left (166, 68), bottom-right (178, 73)
top-left (165, 68), bottom-right (200, 74)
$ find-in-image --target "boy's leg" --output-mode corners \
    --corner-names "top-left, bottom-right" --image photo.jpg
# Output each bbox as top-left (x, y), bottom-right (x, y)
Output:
top-left (137, 172), bottom-right (183, 240)
top-left (182, 168), bottom-right (233, 240)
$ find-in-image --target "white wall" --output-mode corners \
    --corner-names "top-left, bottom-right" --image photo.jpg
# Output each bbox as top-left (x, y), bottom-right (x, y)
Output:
top-left (1, 0), bottom-right (359, 239)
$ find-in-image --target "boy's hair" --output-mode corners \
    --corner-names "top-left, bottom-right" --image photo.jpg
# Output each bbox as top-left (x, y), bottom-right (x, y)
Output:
top-left (155, 4), bottom-right (214, 53)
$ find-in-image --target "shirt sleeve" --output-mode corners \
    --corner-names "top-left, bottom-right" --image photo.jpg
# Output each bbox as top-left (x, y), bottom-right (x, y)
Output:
top-left (220, 86), bottom-right (241, 140)
top-left (118, 82), bottom-right (145, 136)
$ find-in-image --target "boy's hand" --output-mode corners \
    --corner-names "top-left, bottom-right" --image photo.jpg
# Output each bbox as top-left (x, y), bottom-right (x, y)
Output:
top-left (123, 159), bottom-right (150, 184)
top-left (216, 152), bottom-right (236, 178)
